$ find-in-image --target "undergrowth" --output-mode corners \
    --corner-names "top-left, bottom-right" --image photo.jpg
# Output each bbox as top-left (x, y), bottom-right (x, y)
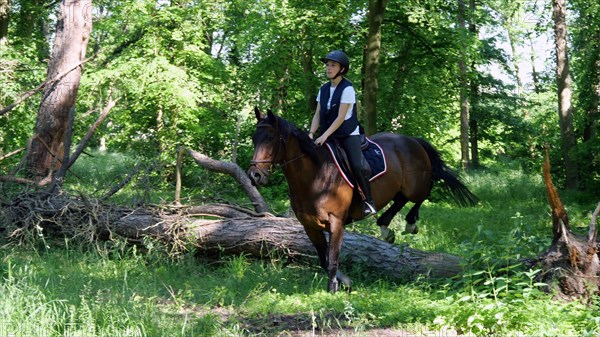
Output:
top-left (1, 155), bottom-right (599, 336)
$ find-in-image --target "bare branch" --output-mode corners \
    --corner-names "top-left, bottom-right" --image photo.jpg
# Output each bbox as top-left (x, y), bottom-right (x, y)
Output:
top-left (186, 149), bottom-right (269, 213)
top-left (100, 163), bottom-right (142, 201)
top-left (0, 55), bottom-right (95, 116)
top-left (64, 96), bottom-right (119, 173)
top-left (0, 148), bottom-right (24, 162)
top-left (0, 175), bottom-right (36, 184)
top-left (589, 202), bottom-right (600, 247)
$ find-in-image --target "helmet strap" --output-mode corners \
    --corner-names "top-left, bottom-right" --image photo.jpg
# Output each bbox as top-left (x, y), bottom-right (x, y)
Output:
top-left (332, 67), bottom-right (345, 80)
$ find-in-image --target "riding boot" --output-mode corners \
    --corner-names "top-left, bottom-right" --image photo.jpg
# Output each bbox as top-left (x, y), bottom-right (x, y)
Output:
top-left (355, 171), bottom-right (376, 217)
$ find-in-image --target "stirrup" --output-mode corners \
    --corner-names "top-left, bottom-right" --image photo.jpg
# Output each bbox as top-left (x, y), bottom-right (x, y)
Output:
top-left (363, 201), bottom-right (377, 217)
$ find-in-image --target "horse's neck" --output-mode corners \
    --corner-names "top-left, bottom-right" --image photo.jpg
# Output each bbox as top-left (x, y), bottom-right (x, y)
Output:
top-left (281, 142), bottom-right (337, 197)
top-left (281, 148), bottom-right (317, 188)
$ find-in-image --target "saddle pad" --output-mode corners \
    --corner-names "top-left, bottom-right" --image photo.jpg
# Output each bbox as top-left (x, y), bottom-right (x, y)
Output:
top-left (325, 138), bottom-right (387, 189)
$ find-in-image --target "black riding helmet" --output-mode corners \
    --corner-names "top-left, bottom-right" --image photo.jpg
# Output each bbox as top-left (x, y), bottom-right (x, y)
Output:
top-left (321, 50), bottom-right (350, 77)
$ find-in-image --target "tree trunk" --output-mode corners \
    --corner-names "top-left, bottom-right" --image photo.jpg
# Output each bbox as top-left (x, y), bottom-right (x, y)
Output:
top-left (533, 148), bottom-right (600, 300)
top-left (552, 0), bottom-right (579, 189)
top-left (362, 0), bottom-right (388, 136)
top-left (505, 22), bottom-right (523, 97)
top-left (582, 29), bottom-right (599, 143)
top-left (0, 0), bottom-right (9, 45)
top-left (468, 0), bottom-right (479, 168)
top-left (457, 0), bottom-right (470, 169)
top-left (302, 46), bottom-right (317, 114)
top-left (528, 35), bottom-right (541, 94)
top-left (24, 0), bottom-right (92, 181)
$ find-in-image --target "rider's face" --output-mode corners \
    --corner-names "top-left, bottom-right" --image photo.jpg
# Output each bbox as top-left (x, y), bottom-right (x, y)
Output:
top-left (325, 61), bottom-right (343, 79)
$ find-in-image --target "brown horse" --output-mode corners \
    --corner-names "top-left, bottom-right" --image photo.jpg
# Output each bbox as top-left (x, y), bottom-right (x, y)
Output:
top-left (247, 108), bottom-right (477, 292)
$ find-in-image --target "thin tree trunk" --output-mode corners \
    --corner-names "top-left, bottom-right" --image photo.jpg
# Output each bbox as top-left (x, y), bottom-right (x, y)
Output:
top-left (156, 105), bottom-right (165, 153)
top-left (0, 0), bottom-right (9, 45)
top-left (528, 34), bottom-right (541, 94)
top-left (468, 0), bottom-right (479, 168)
top-left (362, 0), bottom-right (388, 136)
top-left (24, 0), bottom-right (92, 181)
top-left (273, 66), bottom-right (290, 113)
top-left (506, 24), bottom-right (523, 97)
top-left (552, 0), bottom-right (578, 189)
top-left (302, 46), bottom-right (317, 114)
top-left (458, 0), bottom-right (470, 169)
top-left (582, 30), bottom-right (599, 142)
top-left (469, 83), bottom-right (479, 168)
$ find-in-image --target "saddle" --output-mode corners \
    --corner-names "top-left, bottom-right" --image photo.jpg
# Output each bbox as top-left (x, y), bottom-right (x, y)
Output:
top-left (325, 135), bottom-right (387, 189)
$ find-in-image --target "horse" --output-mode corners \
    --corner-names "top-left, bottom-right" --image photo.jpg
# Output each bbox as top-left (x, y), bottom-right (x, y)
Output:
top-left (247, 108), bottom-right (478, 293)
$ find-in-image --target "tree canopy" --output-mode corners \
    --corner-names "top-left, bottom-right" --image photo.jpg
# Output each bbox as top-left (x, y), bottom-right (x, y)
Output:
top-left (0, 0), bottom-right (598, 191)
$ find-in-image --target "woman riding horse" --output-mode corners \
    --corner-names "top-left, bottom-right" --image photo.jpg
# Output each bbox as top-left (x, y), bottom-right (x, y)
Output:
top-left (248, 108), bottom-right (478, 293)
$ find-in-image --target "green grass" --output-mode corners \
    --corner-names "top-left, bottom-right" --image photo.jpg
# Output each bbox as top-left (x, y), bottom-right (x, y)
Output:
top-left (1, 241), bottom-right (599, 336)
top-left (2, 154), bottom-right (599, 336)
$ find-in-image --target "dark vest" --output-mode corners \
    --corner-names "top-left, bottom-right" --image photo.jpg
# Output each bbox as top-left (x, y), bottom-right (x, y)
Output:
top-left (319, 78), bottom-right (359, 138)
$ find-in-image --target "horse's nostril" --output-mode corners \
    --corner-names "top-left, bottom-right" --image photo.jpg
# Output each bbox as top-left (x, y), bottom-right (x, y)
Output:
top-left (248, 169), bottom-right (261, 185)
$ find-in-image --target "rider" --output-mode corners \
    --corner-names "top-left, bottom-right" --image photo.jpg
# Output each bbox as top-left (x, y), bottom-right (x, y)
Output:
top-left (308, 50), bottom-right (377, 217)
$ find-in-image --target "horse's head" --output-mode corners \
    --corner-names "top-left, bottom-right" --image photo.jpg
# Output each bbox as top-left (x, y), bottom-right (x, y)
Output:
top-left (247, 107), bottom-right (286, 186)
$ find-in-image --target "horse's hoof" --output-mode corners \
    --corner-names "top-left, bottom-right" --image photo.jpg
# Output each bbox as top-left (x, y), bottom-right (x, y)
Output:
top-left (382, 229), bottom-right (396, 243)
top-left (328, 280), bottom-right (339, 293)
top-left (402, 224), bottom-right (418, 235)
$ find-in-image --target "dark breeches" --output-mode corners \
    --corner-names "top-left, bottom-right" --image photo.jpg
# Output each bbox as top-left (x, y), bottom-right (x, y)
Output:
top-left (340, 135), bottom-right (370, 177)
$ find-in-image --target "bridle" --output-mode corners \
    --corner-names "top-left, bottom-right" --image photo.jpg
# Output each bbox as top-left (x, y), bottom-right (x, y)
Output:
top-left (249, 122), bottom-right (305, 176)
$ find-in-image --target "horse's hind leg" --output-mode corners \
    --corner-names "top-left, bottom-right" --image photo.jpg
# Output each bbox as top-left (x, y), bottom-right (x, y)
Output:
top-left (377, 193), bottom-right (409, 243)
top-left (403, 201), bottom-right (423, 234)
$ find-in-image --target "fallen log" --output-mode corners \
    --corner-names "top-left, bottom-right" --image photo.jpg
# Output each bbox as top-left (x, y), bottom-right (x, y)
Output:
top-left (0, 195), bottom-right (462, 280)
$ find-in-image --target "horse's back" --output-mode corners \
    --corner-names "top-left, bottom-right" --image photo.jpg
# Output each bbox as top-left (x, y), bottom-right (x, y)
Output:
top-left (370, 133), bottom-right (429, 161)
top-left (369, 132), bottom-right (432, 201)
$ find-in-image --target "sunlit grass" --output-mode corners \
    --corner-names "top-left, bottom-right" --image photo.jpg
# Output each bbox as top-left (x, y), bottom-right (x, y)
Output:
top-left (1, 236), bottom-right (599, 336)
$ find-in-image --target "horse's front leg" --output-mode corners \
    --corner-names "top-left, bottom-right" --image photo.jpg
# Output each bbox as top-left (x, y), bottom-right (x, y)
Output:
top-left (303, 226), bottom-right (328, 271)
top-left (327, 217), bottom-right (351, 293)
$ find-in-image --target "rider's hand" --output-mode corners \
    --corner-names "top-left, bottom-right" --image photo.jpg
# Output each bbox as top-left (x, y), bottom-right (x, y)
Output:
top-left (314, 135), bottom-right (327, 146)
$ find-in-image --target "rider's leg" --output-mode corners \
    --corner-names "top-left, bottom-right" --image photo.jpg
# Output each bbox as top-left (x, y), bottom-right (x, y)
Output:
top-left (341, 135), bottom-right (376, 216)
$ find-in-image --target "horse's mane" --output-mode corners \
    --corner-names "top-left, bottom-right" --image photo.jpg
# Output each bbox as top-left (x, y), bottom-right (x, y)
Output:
top-left (275, 116), bottom-right (327, 165)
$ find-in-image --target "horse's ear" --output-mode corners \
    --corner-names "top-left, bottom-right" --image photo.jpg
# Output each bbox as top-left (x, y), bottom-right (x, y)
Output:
top-left (267, 109), bottom-right (275, 120)
top-left (254, 107), bottom-right (264, 121)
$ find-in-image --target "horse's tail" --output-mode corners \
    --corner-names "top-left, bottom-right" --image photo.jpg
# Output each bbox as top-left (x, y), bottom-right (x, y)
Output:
top-left (414, 137), bottom-right (479, 207)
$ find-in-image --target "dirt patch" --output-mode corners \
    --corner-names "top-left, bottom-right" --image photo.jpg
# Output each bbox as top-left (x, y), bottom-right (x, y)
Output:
top-left (237, 312), bottom-right (464, 336)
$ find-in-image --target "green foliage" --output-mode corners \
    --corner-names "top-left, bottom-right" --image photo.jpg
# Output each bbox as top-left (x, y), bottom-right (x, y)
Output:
top-left (0, 42), bottom-right (45, 168)
top-left (2, 0), bottom-right (598, 191)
